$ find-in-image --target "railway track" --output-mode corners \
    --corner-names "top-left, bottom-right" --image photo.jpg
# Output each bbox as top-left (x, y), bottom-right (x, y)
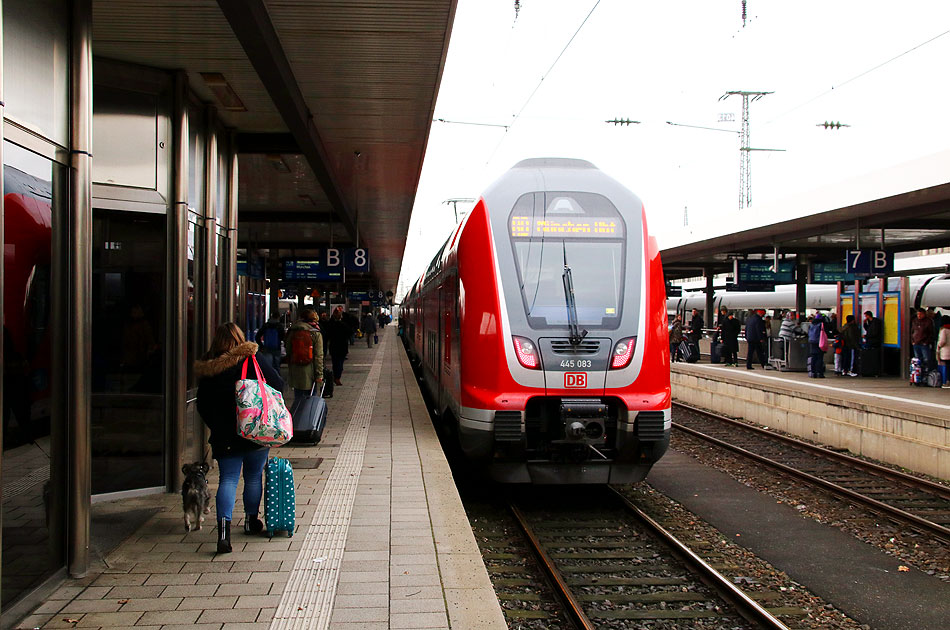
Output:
top-left (492, 486), bottom-right (794, 629)
top-left (672, 401), bottom-right (950, 542)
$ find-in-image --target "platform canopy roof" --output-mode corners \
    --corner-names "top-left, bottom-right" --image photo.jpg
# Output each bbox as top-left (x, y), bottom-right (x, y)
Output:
top-left (93, 0), bottom-right (458, 293)
top-left (662, 152), bottom-right (950, 281)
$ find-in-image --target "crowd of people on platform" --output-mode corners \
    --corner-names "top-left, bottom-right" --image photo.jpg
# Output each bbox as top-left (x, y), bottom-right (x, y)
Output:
top-left (665, 306), bottom-right (935, 381)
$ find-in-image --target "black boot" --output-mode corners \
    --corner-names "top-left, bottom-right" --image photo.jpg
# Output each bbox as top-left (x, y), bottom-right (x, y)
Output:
top-left (244, 514), bottom-right (264, 535)
top-left (217, 518), bottom-right (232, 554)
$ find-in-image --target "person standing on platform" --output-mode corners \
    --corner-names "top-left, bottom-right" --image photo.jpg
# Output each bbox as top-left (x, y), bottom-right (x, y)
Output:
top-left (778, 311), bottom-right (801, 365)
top-left (287, 307), bottom-right (324, 402)
top-left (324, 308), bottom-right (350, 386)
top-left (744, 309), bottom-right (767, 370)
top-left (937, 316), bottom-right (950, 388)
top-left (839, 315), bottom-right (861, 377)
top-left (687, 308), bottom-right (704, 345)
top-left (254, 315), bottom-right (284, 373)
top-left (863, 311), bottom-right (883, 349)
top-left (721, 311), bottom-right (741, 367)
top-left (669, 314), bottom-right (684, 362)
top-left (911, 309), bottom-right (935, 370)
top-left (807, 312), bottom-right (828, 378)
top-left (361, 310), bottom-right (378, 348)
top-left (195, 323), bottom-right (285, 554)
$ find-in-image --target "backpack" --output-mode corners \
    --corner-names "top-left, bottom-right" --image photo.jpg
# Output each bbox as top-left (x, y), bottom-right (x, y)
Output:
top-left (289, 328), bottom-right (313, 365)
top-left (261, 325), bottom-right (280, 351)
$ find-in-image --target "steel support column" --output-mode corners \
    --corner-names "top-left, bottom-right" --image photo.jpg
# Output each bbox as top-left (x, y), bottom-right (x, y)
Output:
top-left (704, 269), bottom-right (715, 332)
top-left (204, 106), bottom-right (218, 345)
top-left (224, 131), bottom-right (239, 323)
top-left (68, 0), bottom-right (93, 578)
top-left (168, 72), bottom-right (189, 492)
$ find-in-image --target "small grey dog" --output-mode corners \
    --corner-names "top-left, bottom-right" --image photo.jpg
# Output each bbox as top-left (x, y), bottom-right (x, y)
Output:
top-left (181, 462), bottom-right (211, 532)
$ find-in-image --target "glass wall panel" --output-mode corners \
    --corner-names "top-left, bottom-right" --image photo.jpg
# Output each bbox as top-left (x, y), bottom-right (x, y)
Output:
top-left (90, 211), bottom-right (166, 494)
top-left (2, 140), bottom-right (67, 606)
top-left (1, 0), bottom-right (70, 147)
top-left (92, 86), bottom-right (159, 190)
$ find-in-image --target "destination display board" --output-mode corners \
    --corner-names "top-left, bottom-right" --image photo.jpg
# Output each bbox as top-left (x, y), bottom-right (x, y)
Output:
top-left (812, 262), bottom-right (857, 283)
top-left (510, 216), bottom-right (622, 238)
top-left (736, 261), bottom-right (795, 284)
top-left (283, 259), bottom-right (343, 281)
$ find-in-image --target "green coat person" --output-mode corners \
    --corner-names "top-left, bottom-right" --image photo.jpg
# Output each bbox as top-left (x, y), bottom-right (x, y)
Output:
top-left (286, 309), bottom-right (324, 395)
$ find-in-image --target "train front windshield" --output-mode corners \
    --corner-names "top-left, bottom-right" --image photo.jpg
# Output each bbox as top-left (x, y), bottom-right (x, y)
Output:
top-left (509, 192), bottom-right (626, 330)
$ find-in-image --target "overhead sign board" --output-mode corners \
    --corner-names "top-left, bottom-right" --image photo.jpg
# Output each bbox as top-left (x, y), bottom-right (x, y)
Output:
top-left (736, 261), bottom-right (795, 285)
top-left (283, 259), bottom-right (343, 282)
top-left (812, 262), bottom-right (857, 283)
top-left (845, 249), bottom-right (893, 276)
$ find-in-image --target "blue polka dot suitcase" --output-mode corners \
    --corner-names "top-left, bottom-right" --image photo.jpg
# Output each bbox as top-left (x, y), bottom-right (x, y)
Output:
top-left (265, 457), bottom-right (295, 538)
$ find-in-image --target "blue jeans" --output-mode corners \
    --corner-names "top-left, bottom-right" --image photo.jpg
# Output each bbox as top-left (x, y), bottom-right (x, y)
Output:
top-left (259, 349), bottom-right (281, 373)
top-left (913, 344), bottom-right (933, 368)
top-left (215, 448), bottom-right (269, 521)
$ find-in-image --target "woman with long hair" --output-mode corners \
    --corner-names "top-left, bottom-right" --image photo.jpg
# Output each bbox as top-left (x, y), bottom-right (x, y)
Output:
top-left (195, 322), bottom-right (285, 553)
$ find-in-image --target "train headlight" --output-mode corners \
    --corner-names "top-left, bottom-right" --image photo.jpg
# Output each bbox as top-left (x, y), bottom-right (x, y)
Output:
top-left (610, 337), bottom-right (636, 369)
top-left (513, 336), bottom-right (541, 369)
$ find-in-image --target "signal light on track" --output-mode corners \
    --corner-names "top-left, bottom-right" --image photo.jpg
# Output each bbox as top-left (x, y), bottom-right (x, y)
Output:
top-left (513, 336), bottom-right (541, 370)
top-left (611, 337), bottom-right (636, 369)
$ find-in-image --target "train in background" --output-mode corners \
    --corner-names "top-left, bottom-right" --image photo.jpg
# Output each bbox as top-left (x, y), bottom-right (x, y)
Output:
top-left (401, 158), bottom-right (670, 484)
top-left (668, 275), bottom-right (950, 321)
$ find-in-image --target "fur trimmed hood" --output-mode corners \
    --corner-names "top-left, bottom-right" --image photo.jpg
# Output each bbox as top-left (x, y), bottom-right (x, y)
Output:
top-left (194, 342), bottom-right (259, 378)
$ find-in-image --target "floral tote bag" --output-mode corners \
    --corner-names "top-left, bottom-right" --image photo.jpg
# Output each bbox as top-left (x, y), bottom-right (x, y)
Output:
top-left (236, 356), bottom-right (293, 446)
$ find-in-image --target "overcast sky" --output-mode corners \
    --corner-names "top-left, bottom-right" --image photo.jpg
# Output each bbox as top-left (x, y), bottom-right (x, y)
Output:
top-left (396, 1), bottom-right (950, 296)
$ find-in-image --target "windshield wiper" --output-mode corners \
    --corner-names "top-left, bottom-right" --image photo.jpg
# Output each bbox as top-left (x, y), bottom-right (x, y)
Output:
top-left (562, 243), bottom-right (588, 346)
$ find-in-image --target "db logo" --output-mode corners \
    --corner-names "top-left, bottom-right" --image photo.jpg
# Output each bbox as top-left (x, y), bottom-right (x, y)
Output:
top-left (564, 372), bottom-right (587, 388)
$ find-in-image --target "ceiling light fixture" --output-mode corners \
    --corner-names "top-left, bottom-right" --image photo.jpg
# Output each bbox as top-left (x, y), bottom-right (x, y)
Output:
top-left (200, 72), bottom-right (247, 112)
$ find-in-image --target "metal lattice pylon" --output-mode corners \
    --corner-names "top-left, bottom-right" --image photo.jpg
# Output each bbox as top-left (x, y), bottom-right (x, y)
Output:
top-left (720, 91), bottom-right (772, 210)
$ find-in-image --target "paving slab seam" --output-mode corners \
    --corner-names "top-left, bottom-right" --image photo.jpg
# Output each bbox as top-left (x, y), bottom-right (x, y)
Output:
top-left (269, 338), bottom-right (386, 629)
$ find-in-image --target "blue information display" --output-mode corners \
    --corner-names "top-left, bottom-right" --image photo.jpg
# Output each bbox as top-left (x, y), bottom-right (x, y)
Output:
top-left (283, 259), bottom-right (343, 281)
top-left (845, 249), bottom-right (893, 275)
top-left (737, 261), bottom-right (795, 284)
top-left (812, 262), bottom-right (857, 283)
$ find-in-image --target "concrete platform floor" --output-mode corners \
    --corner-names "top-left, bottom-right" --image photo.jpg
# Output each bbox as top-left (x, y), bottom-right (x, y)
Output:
top-left (13, 332), bottom-right (506, 630)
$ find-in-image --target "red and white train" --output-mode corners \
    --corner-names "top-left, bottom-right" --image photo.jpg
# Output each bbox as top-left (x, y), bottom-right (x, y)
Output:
top-left (401, 158), bottom-right (671, 484)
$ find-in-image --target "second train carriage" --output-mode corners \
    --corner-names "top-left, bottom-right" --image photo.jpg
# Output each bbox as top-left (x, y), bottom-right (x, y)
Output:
top-left (402, 158), bottom-right (671, 484)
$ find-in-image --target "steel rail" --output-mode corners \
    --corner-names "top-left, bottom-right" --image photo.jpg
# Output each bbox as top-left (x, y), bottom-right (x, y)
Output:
top-left (508, 503), bottom-right (595, 630)
top-left (673, 401), bottom-right (950, 499)
top-left (608, 487), bottom-right (790, 630)
top-left (671, 403), bottom-right (950, 542)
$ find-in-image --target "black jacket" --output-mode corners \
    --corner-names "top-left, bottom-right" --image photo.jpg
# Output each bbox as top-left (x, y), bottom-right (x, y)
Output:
top-left (688, 314), bottom-right (704, 340)
top-left (323, 318), bottom-right (351, 357)
top-left (745, 313), bottom-right (766, 343)
top-left (195, 342), bottom-right (286, 459)
top-left (863, 316), bottom-right (883, 348)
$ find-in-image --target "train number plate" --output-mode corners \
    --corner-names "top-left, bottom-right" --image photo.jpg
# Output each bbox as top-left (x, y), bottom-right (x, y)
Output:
top-left (564, 372), bottom-right (587, 388)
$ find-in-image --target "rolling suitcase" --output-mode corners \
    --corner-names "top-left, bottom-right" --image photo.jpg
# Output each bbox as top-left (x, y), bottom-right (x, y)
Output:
top-left (290, 383), bottom-right (328, 443)
top-left (680, 340), bottom-right (699, 363)
top-left (265, 457), bottom-right (295, 538)
top-left (709, 341), bottom-right (722, 364)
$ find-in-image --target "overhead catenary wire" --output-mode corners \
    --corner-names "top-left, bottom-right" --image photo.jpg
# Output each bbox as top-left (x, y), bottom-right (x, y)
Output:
top-left (768, 28), bottom-right (950, 124)
top-left (486, 0), bottom-right (602, 163)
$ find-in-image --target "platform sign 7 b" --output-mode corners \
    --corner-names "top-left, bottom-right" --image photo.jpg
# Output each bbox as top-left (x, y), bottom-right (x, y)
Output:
top-left (846, 250), bottom-right (893, 276)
